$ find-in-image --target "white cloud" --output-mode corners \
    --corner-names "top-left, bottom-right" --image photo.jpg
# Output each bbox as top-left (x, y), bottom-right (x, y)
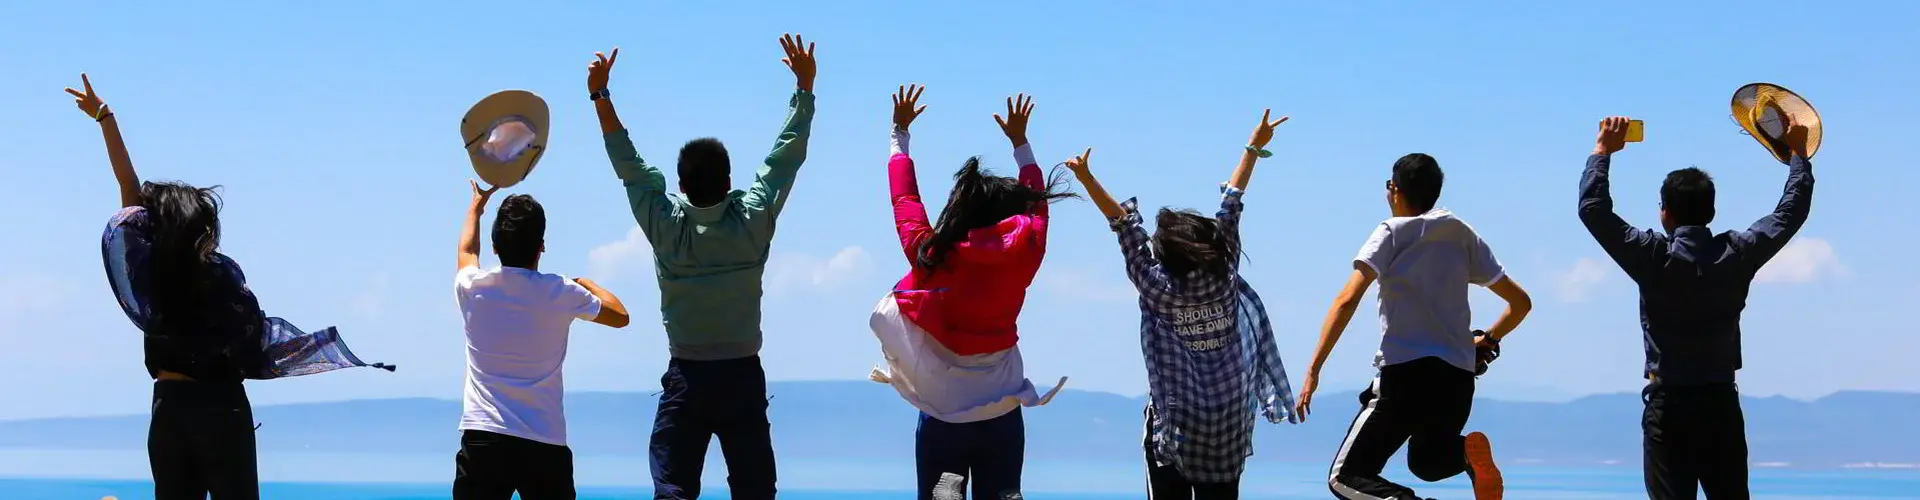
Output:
top-left (587, 227), bottom-right (655, 281)
top-left (0, 274), bottom-right (77, 319)
top-left (1756, 237), bottom-right (1846, 284)
top-left (766, 246), bottom-right (875, 295)
top-left (1554, 258), bottom-right (1610, 303)
top-left (1037, 268), bottom-right (1137, 303)
top-left (348, 273), bottom-right (390, 319)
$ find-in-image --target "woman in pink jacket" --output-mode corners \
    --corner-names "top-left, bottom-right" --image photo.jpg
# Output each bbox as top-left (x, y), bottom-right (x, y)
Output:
top-left (867, 84), bottom-right (1076, 499)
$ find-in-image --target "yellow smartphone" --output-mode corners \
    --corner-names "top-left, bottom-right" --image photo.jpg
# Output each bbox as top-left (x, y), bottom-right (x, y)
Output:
top-left (1626, 120), bottom-right (1645, 143)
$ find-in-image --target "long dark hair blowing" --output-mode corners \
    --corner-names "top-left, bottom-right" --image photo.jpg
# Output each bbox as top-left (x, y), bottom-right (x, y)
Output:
top-left (140, 181), bottom-right (224, 336)
top-left (916, 157), bottom-right (1077, 270)
top-left (1152, 208), bottom-right (1238, 279)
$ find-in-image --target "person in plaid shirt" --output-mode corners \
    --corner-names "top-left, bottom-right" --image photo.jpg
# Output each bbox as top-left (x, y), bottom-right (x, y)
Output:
top-left (1294, 153), bottom-right (1535, 500)
top-left (1064, 110), bottom-right (1298, 499)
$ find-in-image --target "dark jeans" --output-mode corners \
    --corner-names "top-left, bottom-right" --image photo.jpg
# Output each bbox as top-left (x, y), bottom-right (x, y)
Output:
top-left (149, 380), bottom-right (259, 500)
top-left (1643, 381), bottom-right (1750, 500)
top-left (1143, 410), bottom-right (1238, 500)
top-left (916, 408), bottom-right (1024, 500)
top-left (650, 356), bottom-right (776, 500)
top-left (1328, 357), bottom-right (1476, 500)
top-left (453, 430), bottom-right (576, 500)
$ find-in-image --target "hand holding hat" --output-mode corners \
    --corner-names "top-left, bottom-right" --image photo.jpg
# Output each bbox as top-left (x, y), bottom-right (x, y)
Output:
top-left (1731, 83), bottom-right (1821, 165)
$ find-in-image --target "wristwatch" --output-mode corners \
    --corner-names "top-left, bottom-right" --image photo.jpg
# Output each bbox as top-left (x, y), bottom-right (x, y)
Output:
top-left (589, 88), bottom-right (611, 101)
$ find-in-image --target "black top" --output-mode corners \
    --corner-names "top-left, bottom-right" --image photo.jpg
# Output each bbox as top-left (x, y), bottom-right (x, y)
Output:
top-left (1577, 154), bottom-right (1815, 385)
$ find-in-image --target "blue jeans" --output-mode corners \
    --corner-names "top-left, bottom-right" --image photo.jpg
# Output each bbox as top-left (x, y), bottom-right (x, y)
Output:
top-left (916, 408), bottom-right (1024, 500)
top-left (649, 356), bottom-right (776, 500)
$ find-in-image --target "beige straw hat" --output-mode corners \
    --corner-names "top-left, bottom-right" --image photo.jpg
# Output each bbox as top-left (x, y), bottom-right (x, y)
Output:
top-left (1731, 83), bottom-right (1821, 165)
top-left (460, 90), bottom-right (550, 188)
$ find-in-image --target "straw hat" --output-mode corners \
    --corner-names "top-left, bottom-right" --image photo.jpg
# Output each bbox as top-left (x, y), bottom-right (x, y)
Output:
top-left (1731, 83), bottom-right (1821, 164)
top-left (460, 90), bottom-right (550, 188)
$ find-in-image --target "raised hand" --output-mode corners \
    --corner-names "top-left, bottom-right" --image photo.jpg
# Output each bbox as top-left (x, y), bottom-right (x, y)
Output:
top-left (63, 73), bottom-right (110, 121)
top-left (1594, 116), bottom-right (1631, 156)
top-left (1064, 148), bottom-right (1092, 176)
top-left (587, 47), bottom-right (619, 93)
top-left (779, 33), bottom-right (817, 92)
top-left (994, 93), bottom-right (1035, 147)
top-left (1248, 109), bottom-right (1289, 150)
top-left (469, 179), bottom-right (501, 210)
top-left (892, 84), bottom-right (927, 131)
top-left (1767, 103), bottom-right (1812, 159)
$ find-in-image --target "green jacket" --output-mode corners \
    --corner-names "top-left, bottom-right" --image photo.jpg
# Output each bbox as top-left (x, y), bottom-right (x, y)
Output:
top-left (603, 90), bottom-right (815, 360)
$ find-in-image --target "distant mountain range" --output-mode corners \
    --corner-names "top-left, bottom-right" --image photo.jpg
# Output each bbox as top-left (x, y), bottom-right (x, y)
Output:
top-left (1, 381), bottom-right (1914, 469)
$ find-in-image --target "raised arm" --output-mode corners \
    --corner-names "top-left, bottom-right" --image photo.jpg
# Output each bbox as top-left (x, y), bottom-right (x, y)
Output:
top-left (1065, 149), bottom-right (1124, 220)
top-left (589, 47), bottom-right (675, 237)
top-left (888, 84), bottom-right (934, 264)
top-left (1735, 110), bottom-right (1817, 267)
top-left (1579, 116), bottom-right (1663, 280)
top-left (66, 74), bottom-right (141, 207)
top-left (741, 33), bottom-right (819, 219)
top-left (1226, 109), bottom-right (1289, 192)
top-left (458, 181), bottom-right (500, 271)
top-left (1060, 149), bottom-right (1167, 293)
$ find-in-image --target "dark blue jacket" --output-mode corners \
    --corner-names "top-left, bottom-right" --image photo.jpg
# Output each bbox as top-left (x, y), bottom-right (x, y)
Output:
top-left (1577, 154), bottom-right (1815, 385)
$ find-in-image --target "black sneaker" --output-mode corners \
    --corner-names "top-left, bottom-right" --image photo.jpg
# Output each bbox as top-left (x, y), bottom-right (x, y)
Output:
top-left (1473, 330), bottom-right (1500, 376)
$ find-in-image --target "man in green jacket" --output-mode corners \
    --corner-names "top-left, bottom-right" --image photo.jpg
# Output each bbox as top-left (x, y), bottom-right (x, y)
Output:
top-left (586, 34), bottom-right (817, 500)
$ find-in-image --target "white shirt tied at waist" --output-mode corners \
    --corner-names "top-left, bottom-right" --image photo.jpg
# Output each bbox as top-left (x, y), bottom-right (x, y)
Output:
top-left (866, 294), bottom-right (1068, 423)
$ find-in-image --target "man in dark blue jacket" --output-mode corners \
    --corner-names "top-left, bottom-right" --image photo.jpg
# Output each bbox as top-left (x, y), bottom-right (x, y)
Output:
top-left (1578, 114), bottom-right (1815, 499)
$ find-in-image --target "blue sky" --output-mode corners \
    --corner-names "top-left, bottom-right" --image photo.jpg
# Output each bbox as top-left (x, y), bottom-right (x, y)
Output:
top-left (0, 1), bottom-right (1914, 420)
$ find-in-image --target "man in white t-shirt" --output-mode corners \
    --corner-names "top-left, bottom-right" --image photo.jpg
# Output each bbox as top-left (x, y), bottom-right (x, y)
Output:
top-left (452, 181), bottom-right (631, 500)
top-left (1294, 154), bottom-right (1536, 500)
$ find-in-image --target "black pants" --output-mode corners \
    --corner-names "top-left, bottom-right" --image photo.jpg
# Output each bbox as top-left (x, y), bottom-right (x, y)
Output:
top-left (453, 430), bottom-right (576, 499)
top-left (149, 380), bottom-right (259, 500)
top-left (1643, 381), bottom-right (1749, 500)
top-left (1328, 357), bottom-right (1475, 500)
top-left (917, 408), bottom-right (1025, 500)
top-left (1143, 410), bottom-right (1237, 500)
top-left (650, 356), bottom-right (777, 500)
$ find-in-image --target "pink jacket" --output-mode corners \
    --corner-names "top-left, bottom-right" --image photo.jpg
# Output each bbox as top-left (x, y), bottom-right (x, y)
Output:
top-left (887, 130), bottom-right (1048, 356)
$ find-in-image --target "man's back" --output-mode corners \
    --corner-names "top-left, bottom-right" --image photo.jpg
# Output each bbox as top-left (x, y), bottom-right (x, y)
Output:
top-left (1577, 153), bottom-right (1815, 384)
top-left (455, 266), bottom-right (603, 446)
top-left (1356, 209), bottom-right (1506, 373)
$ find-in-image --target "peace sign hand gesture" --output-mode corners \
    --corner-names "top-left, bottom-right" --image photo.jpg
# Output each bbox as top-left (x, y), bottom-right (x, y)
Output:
top-left (892, 84), bottom-right (927, 131)
top-left (995, 93), bottom-right (1035, 148)
top-left (1248, 109), bottom-right (1289, 150)
top-left (1064, 148), bottom-right (1093, 176)
top-left (779, 33), bottom-right (817, 92)
top-left (587, 48), bottom-right (619, 92)
top-left (63, 73), bottom-right (110, 122)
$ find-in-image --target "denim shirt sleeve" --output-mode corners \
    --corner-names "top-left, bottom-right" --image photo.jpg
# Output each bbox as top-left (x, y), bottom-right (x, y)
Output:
top-left (1732, 155), bottom-right (1815, 268)
top-left (1578, 154), bottom-right (1665, 281)
top-left (1111, 198), bottom-right (1172, 296)
top-left (102, 206), bottom-right (155, 330)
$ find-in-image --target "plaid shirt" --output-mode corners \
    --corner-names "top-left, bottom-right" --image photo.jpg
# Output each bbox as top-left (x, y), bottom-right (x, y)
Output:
top-left (103, 206), bottom-right (392, 380)
top-left (1110, 186), bottom-right (1297, 483)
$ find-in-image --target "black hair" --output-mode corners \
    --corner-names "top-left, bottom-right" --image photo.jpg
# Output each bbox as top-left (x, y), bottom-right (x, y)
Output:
top-left (1660, 167), bottom-right (1716, 227)
top-left (677, 138), bottom-right (732, 208)
top-left (140, 181), bottom-right (223, 338)
top-left (916, 157), bottom-right (1078, 270)
top-left (492, 194), bottom-right (546, 269)
top-left (1152, 208), bottom-right (1238, 278)
top-left (1391, 153), bottom-right (1445, 213)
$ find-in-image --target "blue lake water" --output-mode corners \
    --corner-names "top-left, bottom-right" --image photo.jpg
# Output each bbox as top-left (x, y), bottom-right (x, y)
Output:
top-left (0, 449), bottom-right (1914, 499)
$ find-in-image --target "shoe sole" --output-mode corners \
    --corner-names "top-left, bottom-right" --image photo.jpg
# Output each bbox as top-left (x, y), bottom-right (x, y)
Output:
top-left (1466, 431), bottom-right (1504, 500)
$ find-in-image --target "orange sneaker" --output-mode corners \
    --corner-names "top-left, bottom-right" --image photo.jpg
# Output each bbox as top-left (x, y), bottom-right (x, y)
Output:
top-left (1465, 431), bottom-right (1504, 500)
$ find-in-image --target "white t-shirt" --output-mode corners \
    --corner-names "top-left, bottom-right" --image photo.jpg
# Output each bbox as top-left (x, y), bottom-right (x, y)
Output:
top-left (1353, 209), bottom-right (1505, 373)
top-left (455, 266), bottom-right (602, 446)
